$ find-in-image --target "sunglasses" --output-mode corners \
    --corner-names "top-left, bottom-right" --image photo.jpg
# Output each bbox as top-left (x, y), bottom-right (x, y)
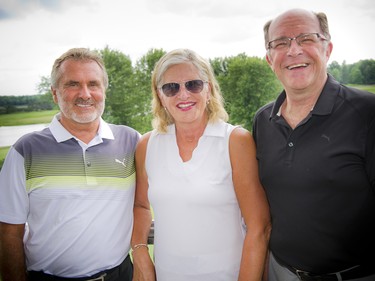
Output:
top-left (159, 79), bottom-right (207, 97)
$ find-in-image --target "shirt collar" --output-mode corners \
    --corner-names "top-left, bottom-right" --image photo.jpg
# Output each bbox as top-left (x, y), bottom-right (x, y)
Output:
top-left (270, 74), bottom-right (339, 120)
top-left (165, 120), bottom-right (227, 138)
top-left (49, 113), bottom-right (114, 143)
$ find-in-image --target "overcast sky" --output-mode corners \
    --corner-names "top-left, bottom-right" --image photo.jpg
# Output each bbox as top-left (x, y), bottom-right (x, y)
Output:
top-left (0, 0), bottom-right (374, 96)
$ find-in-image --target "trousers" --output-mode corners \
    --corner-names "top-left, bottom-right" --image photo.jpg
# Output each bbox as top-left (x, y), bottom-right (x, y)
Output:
top-left (28, 255), bottom-right (133, 281)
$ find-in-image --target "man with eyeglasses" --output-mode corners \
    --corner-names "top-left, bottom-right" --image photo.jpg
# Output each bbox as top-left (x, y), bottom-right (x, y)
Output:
top-left (252, 8), bottom-right (375, 281)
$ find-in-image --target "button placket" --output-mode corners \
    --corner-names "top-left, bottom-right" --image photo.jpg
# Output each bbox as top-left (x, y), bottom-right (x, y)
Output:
top-left (84, 149), bottom-right (97, 185)
top-left (285, 136), bottom-right (296, 167)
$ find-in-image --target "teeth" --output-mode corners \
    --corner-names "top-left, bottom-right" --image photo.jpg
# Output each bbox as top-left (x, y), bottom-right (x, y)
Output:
top-left (287, 63), bottom-right (308, 70)
top-left (178, 103), bottom-right (194, 108)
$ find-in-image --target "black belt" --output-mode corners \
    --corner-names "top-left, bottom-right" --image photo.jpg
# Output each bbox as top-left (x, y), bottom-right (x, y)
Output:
top-left (28, 255), bottom-right (132, 281)
top-left (275, 256), bottom-right (374, 281)
top-left (287, 264), bottom-right (373, 281)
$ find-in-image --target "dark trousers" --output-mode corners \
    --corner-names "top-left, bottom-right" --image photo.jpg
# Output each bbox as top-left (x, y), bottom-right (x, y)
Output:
top-left (28, 255), bottom-right (133, 281)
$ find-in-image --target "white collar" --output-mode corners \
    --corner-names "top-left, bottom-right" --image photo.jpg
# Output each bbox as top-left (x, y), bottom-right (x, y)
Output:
top-left (49, 113), bottom-right (114, 145)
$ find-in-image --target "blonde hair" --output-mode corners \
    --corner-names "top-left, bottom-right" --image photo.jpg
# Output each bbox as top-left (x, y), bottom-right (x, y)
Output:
top-left (151, 48), bottom-right (228, 133)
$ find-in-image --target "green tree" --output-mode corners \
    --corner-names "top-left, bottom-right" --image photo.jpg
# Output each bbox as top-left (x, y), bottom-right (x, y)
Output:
top-left (349, 64), bottom-right (363, 84)
top-left (359, 59), bottom-right (375, 84)
top-left (328, 61), bottom-right (341, 81)
top-left (37, 76), bottom-right (52, 96)
top-left (100, 46), bottom-right (135, 126)
top-left (213, 54), bottom-right (281, 131)
top-left (341, 61), bottom-right (350, 84)
top-left (34, 76), bottom-right (55, 110)
top-left (132, 48), bottom-right (166, 133)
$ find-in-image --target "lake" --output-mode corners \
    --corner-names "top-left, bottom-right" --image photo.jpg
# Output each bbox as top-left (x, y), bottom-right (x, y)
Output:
top-left (0, 124), bottom-right (48, 147)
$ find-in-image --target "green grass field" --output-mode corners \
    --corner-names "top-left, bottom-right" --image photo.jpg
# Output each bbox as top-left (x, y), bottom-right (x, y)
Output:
top-left (0, 146), bottom-right (9, 160)
top-left (348, 84), bottom-right (375, 93)
top-left (0, 110), bottom-right (58, 126)
top-left (0, 146), bottom-right (9, 171)
top-left (0, 110), bottom-right (58, 170)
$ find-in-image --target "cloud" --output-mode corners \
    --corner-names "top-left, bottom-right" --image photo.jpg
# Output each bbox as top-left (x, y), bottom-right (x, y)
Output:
top-left (0, 0), bottom-right (373, 95)
top-left (0, 0), bottom-right (94, 20)
top-left (144, 0), bottom-right (268, 19)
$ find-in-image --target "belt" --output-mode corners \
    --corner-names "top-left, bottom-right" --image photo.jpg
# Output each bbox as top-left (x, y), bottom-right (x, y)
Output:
top-left (286, 264), bottom-right (373, 281)
top-left (28, 255), bottom-right (131, 281)
top-left (274, 256), bottom-right (374, 281)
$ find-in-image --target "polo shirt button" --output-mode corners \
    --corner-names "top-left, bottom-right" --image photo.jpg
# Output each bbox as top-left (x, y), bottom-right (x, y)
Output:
top-left (288, 142), bottom-right (294, 147)
top-left (87, 161), bottom-right (91, 167)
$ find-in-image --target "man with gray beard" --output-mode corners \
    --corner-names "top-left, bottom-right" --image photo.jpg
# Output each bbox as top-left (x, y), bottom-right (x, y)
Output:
top-left (0, 48), bottom-right (140, 281)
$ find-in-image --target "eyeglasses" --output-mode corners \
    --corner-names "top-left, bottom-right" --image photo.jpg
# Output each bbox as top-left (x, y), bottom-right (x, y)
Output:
top-left (267, 33), bottom-right (328, 50)
top-left (159, 80), bottom-right (207, 97)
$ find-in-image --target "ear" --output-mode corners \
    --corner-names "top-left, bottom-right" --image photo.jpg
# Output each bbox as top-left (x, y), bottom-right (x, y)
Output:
top-left (266, 52), bottom-right (276, 73)
top-left (325, 41), bottom-right (333, 62)
top-left (51, 86), bottom-right (58, 104)
top-left (206, 82), bottom-right (212, 102)
top-left (266, 52), bottom-right (274, 70)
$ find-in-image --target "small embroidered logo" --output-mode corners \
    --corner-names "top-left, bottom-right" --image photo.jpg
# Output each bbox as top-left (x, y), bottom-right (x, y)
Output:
top-left (321, 134), bottom-right (330, 142)
top-left (115, 158), bottom-right (126, 167)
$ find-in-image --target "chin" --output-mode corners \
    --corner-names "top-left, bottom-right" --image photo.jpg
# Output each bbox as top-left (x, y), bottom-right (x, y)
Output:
top-left (72, 113), bottom-right (100, 124)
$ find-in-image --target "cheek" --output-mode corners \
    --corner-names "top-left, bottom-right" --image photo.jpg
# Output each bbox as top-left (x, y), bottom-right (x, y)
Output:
top-left (91, 89), bottom-right (105, 101)
top-left (266, 53), bottom-right (277, 72)
top-left (157, 92), bottom-right (167, 107)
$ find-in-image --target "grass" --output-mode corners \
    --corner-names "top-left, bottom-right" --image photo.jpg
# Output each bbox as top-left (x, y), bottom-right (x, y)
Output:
top-left (0, 146), bottom-right (9, 160)
top-left (348, 84), bottom-right (375, 93)
top-left (0, 110), bottom-right (58, 126)
top-left (0, 110), bottom-right (58, 171)
top-left (0, 146), bottom-right (9, 171)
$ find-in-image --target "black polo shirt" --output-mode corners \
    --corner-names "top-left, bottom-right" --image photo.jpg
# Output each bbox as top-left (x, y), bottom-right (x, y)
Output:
top-left (253, 75), bottom-right (375, 273)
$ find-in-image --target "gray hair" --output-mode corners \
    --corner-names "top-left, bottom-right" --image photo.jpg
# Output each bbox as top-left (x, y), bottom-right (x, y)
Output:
top-left (51, 48), bottom-right (108, 89)
top-left (263, 10), bottom-right (331, 49)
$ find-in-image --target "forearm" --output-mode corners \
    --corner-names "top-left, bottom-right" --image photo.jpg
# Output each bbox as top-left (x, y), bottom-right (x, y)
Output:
top-left (131, 207), bottom-right (155, 281)
top-left (0, 223), bottom-right (27, 281)
top-left (132, 206), bottom-right (152, 247)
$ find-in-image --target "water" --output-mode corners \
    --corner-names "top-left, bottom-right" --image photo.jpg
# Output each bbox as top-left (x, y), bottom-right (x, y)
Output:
top-left (0, 124), bottom-right (48, 147)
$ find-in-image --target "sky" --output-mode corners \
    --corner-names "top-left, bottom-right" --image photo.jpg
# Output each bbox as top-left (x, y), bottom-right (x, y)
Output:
top-left (0, 0), bottom-right (374, 96)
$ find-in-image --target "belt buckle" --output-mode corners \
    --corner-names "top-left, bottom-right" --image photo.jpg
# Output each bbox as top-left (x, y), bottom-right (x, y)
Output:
top-left (295, 270), bottom-right (339, 281)
top-left (86, 273), bottom-right (107, 281)
top-left (295, 269), bottom-right (313, 281)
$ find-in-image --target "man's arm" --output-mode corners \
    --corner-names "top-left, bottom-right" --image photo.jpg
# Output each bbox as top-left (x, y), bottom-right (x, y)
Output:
top-left (0, 222), bottom-right (27, 281)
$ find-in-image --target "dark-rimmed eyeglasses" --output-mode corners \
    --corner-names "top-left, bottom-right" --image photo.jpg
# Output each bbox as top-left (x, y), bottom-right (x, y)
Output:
top-left (159, 80), bottom-right (207, 97)
top-left (267, 33), bottom-right (328, 50)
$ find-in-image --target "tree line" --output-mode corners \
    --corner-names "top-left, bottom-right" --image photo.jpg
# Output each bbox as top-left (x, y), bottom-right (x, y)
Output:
top-left (0, 46), bottom-right (373, 133)
top-left (327, 59), bottom-right (375, 84)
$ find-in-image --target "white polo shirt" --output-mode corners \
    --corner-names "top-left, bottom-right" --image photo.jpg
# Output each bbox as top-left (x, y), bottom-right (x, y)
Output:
top-left (0, 114), bottom-right (140, 277)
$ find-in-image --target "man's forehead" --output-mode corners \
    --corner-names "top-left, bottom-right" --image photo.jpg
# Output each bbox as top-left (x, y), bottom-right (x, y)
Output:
top-left (269, 10), bottom-right (319, 36)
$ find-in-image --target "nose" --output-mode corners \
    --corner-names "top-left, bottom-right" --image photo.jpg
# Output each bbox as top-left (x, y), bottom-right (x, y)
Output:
top-left (287, 39), bottom-right (303, 56)
top-left (178, 84), bottom-right (190, 99)
top-left (79, 85), bottom-right (91, 99)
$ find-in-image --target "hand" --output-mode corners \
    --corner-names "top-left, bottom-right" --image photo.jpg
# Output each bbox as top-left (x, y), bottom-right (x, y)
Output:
top-left (132, 248), bottom-right (156, 281)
